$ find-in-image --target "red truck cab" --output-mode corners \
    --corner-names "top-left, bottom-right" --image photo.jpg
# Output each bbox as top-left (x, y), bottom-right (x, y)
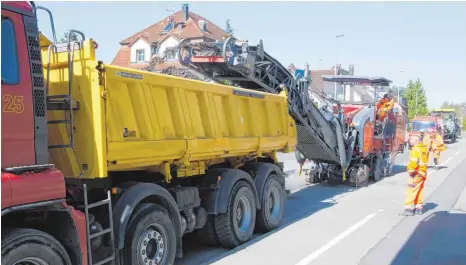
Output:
top-left (408, 116), bottom-right (443, 149)
top-left (1, 2), bottom-right (87, 264)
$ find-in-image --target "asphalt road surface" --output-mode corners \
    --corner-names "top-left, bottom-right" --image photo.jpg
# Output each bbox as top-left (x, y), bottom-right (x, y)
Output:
top-left (176, 137), bottom-right (466, 265)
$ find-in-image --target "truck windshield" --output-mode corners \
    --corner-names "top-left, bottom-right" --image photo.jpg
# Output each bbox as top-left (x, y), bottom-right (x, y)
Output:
top-left (432, 112), bottom-right (454, 121)
top-left (412, 121), bottom-right (436, 132)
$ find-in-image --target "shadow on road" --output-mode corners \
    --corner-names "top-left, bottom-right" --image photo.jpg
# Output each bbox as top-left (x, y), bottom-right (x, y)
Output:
top-left (178, 182), bottom-right (355, 265)
top-left (391, 210), bottom-right (466, 265)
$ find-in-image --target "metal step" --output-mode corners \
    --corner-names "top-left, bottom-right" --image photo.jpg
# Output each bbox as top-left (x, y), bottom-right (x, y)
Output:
top-left (88, 199), bottom-right (110, 209)
top-left (89, 228), bottom-right (112, 239)
top-left (48, 94), bottom-right (70, 100)
top-left (48, 144), bottom-right (72, 149)
top-left (93, 256), bottom-right (115, 265)
top-left (47, 119), bottom-right (72, 124)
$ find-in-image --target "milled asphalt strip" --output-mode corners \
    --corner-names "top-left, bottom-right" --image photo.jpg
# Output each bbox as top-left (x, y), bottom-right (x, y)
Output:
top-left (360, 154), bottom-right (466, 265)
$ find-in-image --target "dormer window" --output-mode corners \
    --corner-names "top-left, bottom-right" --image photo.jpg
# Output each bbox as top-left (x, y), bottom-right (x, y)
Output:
top-left (136, 49), bottom-right (145, 62)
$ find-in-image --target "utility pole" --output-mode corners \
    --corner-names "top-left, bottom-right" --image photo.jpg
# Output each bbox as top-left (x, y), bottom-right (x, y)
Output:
top-left (334, 34), bottom-right (344, 100)
top-left (398, 70), bottom-right (404, 103)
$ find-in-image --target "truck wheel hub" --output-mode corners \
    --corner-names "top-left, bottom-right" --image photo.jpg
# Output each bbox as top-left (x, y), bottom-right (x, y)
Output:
top-left (235, 196), bottom-right (252, 232)
top-left (138, 228), bottom-right (165, 265)
top-left (267, 186), bottom-right (280, 218)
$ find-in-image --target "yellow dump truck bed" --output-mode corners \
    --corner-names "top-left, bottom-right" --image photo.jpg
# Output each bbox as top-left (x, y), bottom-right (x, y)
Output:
top-left (42, 38), bottom-right (296, 181)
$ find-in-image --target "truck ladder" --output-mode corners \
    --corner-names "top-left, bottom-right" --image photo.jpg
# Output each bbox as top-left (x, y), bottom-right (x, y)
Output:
top-left (45, 29), bottom-right (84, 149)
top-left (177, 38), bottom-right (342, 165)
top-left (83, 184), bottom-right (116, 265)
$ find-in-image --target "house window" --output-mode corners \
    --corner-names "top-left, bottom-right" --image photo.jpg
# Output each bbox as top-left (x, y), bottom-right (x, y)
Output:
top-left (165, 49), bottom-right (177, 61)
top-left (136, 49), bottom-right (145, 62)
top-left (1, 18), bottom-right (19, 85)
top-left (151, 45), bottom-right (158, 56)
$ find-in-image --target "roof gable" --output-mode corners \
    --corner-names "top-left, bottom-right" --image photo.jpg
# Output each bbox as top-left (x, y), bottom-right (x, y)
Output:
top-left (129, 36), bottom-right (151, 47)
top-left (120, 10), bottom-right (228, 46)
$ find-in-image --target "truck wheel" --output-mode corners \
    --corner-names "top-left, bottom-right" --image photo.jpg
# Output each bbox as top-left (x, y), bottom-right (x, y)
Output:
top-left (124, 204), bottom-right (176, 265)
top-left (214, 180), bottom-right (256, 248)
top-left (373, 156), bottom-right (383, 182)
top-left (1, 228), bottom-right (71, 265)
top-left (256, 174), bottom-right (285, 233)
top-left (197, 215), bottom-right (219, 246)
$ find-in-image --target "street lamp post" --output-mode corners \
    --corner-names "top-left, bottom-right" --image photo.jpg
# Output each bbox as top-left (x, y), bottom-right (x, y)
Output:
top-left (398, 70), bottom-right (405, 103)
top-left (334, 34), bottom-right (344, 99)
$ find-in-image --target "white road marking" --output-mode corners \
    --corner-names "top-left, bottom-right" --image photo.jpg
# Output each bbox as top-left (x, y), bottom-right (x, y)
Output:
top-left (455, 151), bottom-right (460, 156)
top-left (427, 155), bottom-right (453, 176)
top-left (294, 209), bottom-right (383, 265)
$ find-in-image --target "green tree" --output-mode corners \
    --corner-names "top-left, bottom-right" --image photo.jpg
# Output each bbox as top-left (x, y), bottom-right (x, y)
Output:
top-left (225, 19), bottom-right (234, 36)
top-left (402, 79), bottom-right (429, 121)
top-left (59, 30), bottom-right (79, 44)
top-left (439, 101), bottom-right (466, 116)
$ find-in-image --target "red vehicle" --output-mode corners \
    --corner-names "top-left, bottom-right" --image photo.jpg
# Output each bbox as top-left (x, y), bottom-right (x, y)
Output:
top-left (408, 115), bottom-right (444, 149)
top-left (1, 2), bottom-right (88, 264)
top-left (300, 76), bottom-right (408, 184)
top-left (2, 2), bottom-right (291, 265)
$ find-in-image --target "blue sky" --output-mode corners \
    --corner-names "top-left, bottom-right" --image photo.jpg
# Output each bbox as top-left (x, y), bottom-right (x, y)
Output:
top-left (36, 1), bottom-right (466, 108)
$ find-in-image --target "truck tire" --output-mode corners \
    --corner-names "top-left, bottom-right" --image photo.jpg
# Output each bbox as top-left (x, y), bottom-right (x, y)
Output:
top-left (124, 204), bottom-right (177, 265)
top-left (1, 228), bottom-right (71, 265)
top-left (372, 156), bottom-right (383, 182)
top-left (197, 215), bottom-right (219, 246)
top-left (256, 174), bottom-right (284, 233)
top-left (214, 180), bottom-right (256, 248)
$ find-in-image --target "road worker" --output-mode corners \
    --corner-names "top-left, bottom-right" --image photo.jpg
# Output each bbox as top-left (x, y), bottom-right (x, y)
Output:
top-left (402, 130), bottom-right (429, 216)
top-left (431, 131), bottom-right (445, 166)
top-left (376, 94), bottom-right (395, 122)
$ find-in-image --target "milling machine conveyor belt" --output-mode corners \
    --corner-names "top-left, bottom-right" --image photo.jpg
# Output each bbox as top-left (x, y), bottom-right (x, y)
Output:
top-left (177, 38), bottom-right (343, 165)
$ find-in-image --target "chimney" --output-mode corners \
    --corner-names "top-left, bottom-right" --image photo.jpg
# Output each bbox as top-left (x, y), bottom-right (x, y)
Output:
top-left (182, 4), bottom-right (189, 22)
top-left (198, 20), bottom-right (207, 32)
top-left (349, 64), bottom-right (354, 75)
top-left (304, 63), bottom-right (309, 78)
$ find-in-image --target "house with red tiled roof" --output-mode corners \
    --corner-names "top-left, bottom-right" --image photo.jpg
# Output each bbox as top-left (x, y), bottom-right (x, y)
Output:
top-left (308, 64), bottom-right (355, 99)
top-left (112, 4), bottom-right (229, 71)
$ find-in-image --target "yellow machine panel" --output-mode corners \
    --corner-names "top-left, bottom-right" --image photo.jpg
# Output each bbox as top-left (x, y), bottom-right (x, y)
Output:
top-left (41, 36), bottom-right (296, 181)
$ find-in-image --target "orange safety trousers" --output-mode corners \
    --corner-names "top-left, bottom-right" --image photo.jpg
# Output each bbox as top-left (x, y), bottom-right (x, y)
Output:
top-left (405, 171), bottom-right (426, 209)
top-left (405, 143), bottom-right (428, 209)
top-left (431, 134), bottom-right (445, 164)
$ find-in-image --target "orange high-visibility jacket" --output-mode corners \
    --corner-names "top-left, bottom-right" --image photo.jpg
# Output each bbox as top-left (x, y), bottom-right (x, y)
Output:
top-left (432, 133), bottom-right (445, 151)
top-left (376, 98), bottom-right (395, 112)
top-left (423, 134), bottom-right (433, 151)
top-left (376, 98), bottom-right (389, 110)
top-left (407, 142), bottom-right (429, 175)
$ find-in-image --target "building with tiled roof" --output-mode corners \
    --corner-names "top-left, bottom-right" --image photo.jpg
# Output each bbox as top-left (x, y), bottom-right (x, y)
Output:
top-left (112, 4), bottom-right (229, 70)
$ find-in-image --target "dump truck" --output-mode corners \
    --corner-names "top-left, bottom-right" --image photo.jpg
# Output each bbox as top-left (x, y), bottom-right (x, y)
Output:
top-left (1, 2), bottom-right (296, 265)
top-left (431, 108), bottom-right (460, 142)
